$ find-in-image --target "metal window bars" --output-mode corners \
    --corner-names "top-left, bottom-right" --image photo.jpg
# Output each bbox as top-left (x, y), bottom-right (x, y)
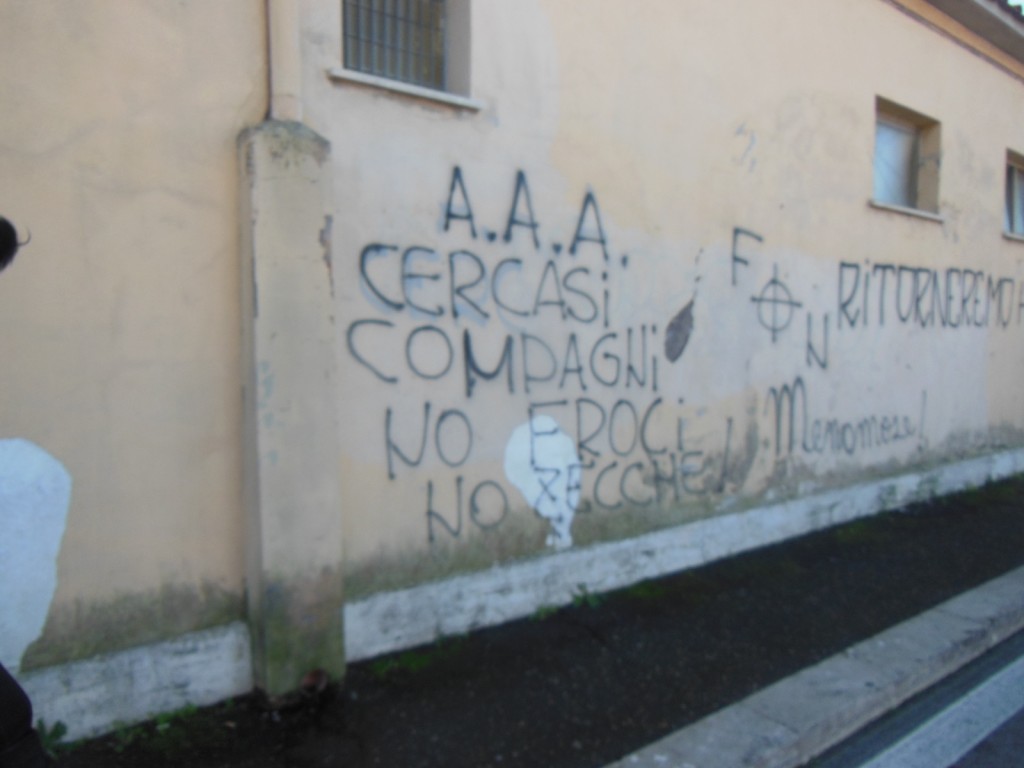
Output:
top-left (343, 0), bottom-right (448, 91)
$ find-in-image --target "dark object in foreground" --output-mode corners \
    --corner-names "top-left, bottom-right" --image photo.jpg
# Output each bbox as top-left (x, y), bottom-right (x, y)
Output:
top-left (0, 664), bottom-right (51, 768)
top-left (0, 217), bottom-right (28, 273)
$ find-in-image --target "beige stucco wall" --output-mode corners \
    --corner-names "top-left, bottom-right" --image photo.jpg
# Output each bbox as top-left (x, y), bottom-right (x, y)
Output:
top-left (298, 0), bottom-right (1024, 598)
top-left (0, 1), bottom-right (266, 667)
top-left (2, 0), bottom-right (1022, 676)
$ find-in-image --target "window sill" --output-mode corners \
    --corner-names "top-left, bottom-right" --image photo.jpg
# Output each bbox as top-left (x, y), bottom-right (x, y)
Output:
top-left (1004, 231), bottom-right (1024, 244)
top-left (327, 67), bottom-right (485, 111)
top-left (868, 199), bottom-right (945, 223)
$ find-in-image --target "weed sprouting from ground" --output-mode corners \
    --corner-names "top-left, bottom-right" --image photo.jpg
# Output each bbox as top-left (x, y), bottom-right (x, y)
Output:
top-left (530, 604), bottom-right (560, 621)
top-left (620, 581), bottom-right (668, 601)
top-left (368, 636), bottom-right (468, 681)
top-left (100, 702), bottom-right (227, 757)
top-left (572, 584), bottom-right (606, 609)
top-left (110, 722), bottom-right (145, 755)
top-left (833, 518), bottom-right (892, 546)
top-left (36, 719), bottom-right (68, 757)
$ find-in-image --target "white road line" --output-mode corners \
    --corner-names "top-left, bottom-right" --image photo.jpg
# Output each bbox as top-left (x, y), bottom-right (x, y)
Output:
top-left (859, 655), bottom-right (1024, 768)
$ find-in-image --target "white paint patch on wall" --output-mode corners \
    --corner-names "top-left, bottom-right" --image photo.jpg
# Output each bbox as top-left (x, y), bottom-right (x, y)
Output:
top-left (0, 439), bottom-right (71, 673)
top-left (504, 416), bottom-right (581, 550)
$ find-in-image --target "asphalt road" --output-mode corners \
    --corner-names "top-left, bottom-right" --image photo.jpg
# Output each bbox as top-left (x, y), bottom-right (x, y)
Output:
top-left (812, 628), bottom-right (1024, 768)
top-left (954, 705), bottom-right (1024, 767)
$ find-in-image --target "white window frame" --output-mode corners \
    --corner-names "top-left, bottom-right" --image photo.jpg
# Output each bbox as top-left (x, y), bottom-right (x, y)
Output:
top-left (871, 97), bottom-right (942, 220)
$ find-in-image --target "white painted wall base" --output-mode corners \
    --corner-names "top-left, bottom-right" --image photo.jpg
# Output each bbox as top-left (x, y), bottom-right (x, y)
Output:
top-left (344, 449), bottom-right (1024, 661)
top-left (14, 449), bottom-right (1024, 742)
top-left (18, 622), bottom-right (252, 741)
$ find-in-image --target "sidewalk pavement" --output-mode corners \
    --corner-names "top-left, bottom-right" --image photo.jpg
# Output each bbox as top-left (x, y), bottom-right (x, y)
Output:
top-left (607, 565), bottom-right (1024, 768)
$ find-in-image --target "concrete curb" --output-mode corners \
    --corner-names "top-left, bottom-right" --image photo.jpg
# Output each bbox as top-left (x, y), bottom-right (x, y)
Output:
top-left (607, 565), bottom-right (1024, 768)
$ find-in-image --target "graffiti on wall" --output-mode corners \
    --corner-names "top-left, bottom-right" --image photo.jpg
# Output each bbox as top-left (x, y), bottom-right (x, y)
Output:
top-left (730, 226), bottom-right (1024, 458)
top-left (837, 262), bottom-right (1024, 331)
top-left (347, 167), bottom-right (733, 547)
top-left (347, 169), bottom-right (1024, 549)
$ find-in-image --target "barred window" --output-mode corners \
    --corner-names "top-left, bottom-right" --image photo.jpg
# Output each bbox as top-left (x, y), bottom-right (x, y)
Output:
top-left (343, 0), bottom-right (449, 92)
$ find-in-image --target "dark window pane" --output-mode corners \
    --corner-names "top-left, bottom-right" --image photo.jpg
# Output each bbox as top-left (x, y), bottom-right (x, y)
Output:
top-left (342, 0), bottom-right (447, 90)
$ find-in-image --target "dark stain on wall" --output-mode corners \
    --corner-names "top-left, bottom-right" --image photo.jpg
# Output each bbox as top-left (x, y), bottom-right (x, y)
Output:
top-left (664, 299), bottom-right (694, 363)
top-left (19, 581), bottom-right (244, 671)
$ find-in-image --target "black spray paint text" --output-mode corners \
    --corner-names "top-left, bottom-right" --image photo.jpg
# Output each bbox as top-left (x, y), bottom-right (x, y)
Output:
top-left (348, 321), bottom-right (660, 396)
top-left (838, 262), bottom-right (1024, 331)
top-left (766, 376), bottom-right (924, 458)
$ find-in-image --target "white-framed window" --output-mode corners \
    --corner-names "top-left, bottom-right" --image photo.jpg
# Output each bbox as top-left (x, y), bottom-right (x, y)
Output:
top-left (872, 98), bottom-right (941, 215)
top-left (1006, 152), bottom-right (1024, 236)
top-left (340, 0), bottom-right (471, 97)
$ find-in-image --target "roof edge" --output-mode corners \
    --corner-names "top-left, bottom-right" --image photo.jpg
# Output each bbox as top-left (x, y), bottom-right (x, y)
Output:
top-left (924, 0), bottom-right (1024, 64)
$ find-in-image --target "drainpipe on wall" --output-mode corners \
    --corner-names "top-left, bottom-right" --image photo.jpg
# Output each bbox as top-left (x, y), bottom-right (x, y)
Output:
top-left (267, 0), bottom-right (303, 122)
top-left (237, 1), bottom-right (345, 697)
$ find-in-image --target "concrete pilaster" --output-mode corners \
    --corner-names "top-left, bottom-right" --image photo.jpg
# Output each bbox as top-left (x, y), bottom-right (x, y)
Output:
top-left (238, 120), bottom-right (344, 695)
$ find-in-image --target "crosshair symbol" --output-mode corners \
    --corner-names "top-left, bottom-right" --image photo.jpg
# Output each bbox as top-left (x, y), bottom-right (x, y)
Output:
top-left (750, 264), bottom-right (802, 343)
